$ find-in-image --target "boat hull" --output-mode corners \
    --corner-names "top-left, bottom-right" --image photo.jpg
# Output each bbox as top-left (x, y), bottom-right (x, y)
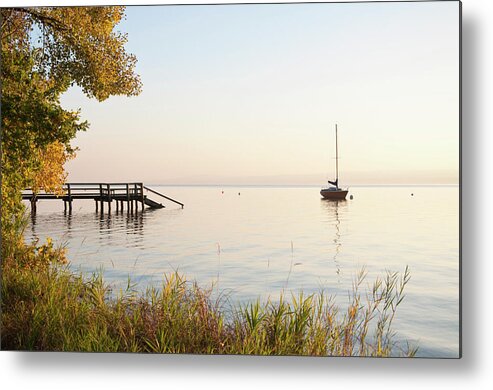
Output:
top-left (320, 189), bottom-right (348, 200)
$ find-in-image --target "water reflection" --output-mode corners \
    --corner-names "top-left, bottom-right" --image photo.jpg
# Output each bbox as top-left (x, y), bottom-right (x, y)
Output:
top-left (321, 199), bottom-right (347, 281)
top-left (29, 212), bottom-right (37, 237)
top-left (64, 209), bottom-right (73, 231)
top-left (30, 209), bottom-right (148, 249)
top-left (96, 210), bottom-right (146, 247)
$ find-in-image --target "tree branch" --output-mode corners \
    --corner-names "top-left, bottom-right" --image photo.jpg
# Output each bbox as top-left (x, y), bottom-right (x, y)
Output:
top-left (14, 7), bottom-right (68, 32)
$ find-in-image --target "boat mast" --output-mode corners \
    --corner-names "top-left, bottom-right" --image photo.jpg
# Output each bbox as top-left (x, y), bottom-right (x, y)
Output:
top-left (335, 124), bottom-right (339, 190)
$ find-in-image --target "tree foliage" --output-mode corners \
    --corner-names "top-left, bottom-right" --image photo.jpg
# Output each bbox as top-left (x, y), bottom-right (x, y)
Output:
top-left (32, 141), bottom-right (76, 196)
top-left (1, 6), bottom-right (141, 244)
top-left (2, 7), bottom-right (141, 100)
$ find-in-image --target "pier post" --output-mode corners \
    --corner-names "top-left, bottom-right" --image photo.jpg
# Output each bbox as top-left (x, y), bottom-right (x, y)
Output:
top-left (140, 183), bottom-right (145, 211)
top-left (67, 184), bottom-right (72, 212)
top-left (107, 184), bottom-right (112, 213)
top-left (126, 183), bottom-right (130, 212)
top-left (130, 184), bottom-right (134, 213)
top-left (95, 199), bottom-right (99, 212)
top-left (99, 184), bottom-right (104, 213)
top-left (30, 198), bottom-right (37, 213)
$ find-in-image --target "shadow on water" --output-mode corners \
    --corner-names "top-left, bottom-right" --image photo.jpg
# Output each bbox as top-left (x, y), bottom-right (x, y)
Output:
top-left (29, 211), bottom-right (37, 237)
top-left (320, 199), bottom-right (348, 281)
top-left (95, 210), bottom-right (146, 248)
top-left (29, 207), bottom-right (149, 249)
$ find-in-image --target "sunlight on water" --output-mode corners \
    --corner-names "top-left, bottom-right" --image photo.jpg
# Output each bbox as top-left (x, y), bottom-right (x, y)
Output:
top-left (25, 185), bottom-right (459, 357)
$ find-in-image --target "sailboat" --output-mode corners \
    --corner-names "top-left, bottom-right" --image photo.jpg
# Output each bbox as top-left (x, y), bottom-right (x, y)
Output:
top-left (320, 124), bottom-right (348, 200)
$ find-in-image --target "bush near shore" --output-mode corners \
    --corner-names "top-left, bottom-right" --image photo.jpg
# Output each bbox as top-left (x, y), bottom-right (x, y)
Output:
top-left (1, 239), bottom-right (416, 356)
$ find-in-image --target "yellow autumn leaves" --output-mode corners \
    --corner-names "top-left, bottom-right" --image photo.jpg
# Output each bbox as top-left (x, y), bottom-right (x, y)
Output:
top-left (27, 6), bottom-right (142, 101)
top-left (31, 141), bottom-right (76, 196)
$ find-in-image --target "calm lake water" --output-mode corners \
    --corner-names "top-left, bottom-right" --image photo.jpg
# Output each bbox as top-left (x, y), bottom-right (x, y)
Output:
top-left (25, 185), bottom-right (459, 357)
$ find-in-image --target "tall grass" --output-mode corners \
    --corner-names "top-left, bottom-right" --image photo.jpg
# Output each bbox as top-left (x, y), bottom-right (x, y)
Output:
top-left (1, 240), bottom-right (417, 356)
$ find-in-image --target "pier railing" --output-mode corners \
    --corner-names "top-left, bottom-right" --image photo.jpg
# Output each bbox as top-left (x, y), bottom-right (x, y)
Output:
top-left (143, 186), bottom-right (184, 208)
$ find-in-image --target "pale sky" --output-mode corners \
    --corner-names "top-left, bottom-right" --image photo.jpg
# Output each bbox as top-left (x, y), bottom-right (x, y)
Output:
top-left (61, 1), bottom-right (460, 185)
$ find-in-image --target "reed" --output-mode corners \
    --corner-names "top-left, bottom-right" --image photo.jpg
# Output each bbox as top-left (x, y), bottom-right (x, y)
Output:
top-left (1, 239), bottom-right (417, 356)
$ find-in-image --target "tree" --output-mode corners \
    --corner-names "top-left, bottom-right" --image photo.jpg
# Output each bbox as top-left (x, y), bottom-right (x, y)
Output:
top-left (1, 6), bottom-right (141, 245)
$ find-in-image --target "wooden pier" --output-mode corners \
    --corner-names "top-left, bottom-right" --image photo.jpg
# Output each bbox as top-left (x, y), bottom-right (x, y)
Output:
top-left (22, 183), bottom-right (184, 213)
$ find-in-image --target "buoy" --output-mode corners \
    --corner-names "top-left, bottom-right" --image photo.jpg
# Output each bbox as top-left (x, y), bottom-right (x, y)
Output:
top-left (238, 192), bottom-right (241, 196)
top-left (350, 195), bottom-right (353, 200)
top-left (411, 193), bottom-right (414, 196)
